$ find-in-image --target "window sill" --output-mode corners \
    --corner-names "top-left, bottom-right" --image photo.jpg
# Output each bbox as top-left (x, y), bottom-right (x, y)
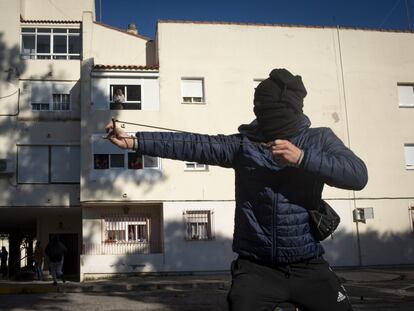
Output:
top-left (184, 169), bottom-right (209, 172)
top-left (399, 105), bottom-right (414, 108)
top-left (181, 102), bottom-right (206, 105)
top-left (184, 238), bottom-right (215, 241)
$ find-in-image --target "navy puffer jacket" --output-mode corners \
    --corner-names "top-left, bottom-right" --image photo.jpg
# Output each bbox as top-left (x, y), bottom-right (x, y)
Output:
top-left (136, 116), bottom-right (368, 264)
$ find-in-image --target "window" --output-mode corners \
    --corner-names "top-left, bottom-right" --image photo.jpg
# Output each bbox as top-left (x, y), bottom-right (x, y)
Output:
top-left (31, 82), bottom-right (72, 111)
top-left (17, 145), bottom-right (80, 183)
top-left (17, 146), bottom-right (49, 183)
top-left (21, 27), bottom-right (81, 60)
top-left (93, 152), bottom-right (159, 171)
top-left (398, 84), bottom-right (414, 107)
top-left (50, 146), bottom-right (80, 183)
top-left (100, 216), bottom-right (150, 254)
top-left (183, 210), bottom-right (214, 240)
top-left (181, 79), bottom-right (205, 104)
top-left (185, 162), bottom-right (208, 171)
top-left (104, 217), bottom-right (149, 243)
top-left (52, 94), bottom-right (70, 111)
top-left (109, 84), bottom-right (141, 110)
top-left (404, 144), bottom-right (414, 169)
top-left (410, 206), bottom-right (414, 233)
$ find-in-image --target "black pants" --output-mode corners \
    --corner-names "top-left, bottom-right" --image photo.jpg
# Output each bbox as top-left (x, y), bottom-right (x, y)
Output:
top-left (227, 257), bottom-right (353, 311)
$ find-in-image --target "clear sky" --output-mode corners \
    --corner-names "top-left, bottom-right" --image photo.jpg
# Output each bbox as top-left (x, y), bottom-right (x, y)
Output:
top-left (96, 0), bottom-right (414, 39)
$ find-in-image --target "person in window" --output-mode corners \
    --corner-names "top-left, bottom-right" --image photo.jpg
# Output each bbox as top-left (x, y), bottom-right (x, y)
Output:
top-left (113, 88), bottom-right (125, 109)
top-left (129, 156), bottom-right (143, 170)
top-left (106, 68), bottom-right (368, 311)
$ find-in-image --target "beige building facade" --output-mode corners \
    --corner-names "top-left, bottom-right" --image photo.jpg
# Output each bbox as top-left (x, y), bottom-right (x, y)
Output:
top-left (0, 0), bottom-right (413, 280)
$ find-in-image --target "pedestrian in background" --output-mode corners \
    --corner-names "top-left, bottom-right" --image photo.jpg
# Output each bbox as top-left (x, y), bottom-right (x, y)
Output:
top-left (34, 241), bottom-right (44, 281)
top-left (0, 246), bottom-right (8, 279)
top-left (45, 235), bottom-right (67, 285)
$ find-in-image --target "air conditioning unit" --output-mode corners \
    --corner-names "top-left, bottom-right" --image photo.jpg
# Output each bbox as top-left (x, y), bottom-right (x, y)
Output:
top-left (0, 159), bottom-right (14, 174)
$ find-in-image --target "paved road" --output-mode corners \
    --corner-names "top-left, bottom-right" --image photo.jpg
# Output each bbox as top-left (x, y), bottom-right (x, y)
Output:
top-left (1, 288), bottom-right (414, 311)
top-left (2, 267), bottom-right (414, 310)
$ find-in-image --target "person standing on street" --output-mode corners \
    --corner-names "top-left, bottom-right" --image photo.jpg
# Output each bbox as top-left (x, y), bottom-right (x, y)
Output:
top-left (45, 235), bottom-right (67, 285)
top-left (34, 241), bottom-right (44, 281)
top-left (1, 246), bottom-right (8, 279)
top-left (105, 68), bottom-right (368, 311)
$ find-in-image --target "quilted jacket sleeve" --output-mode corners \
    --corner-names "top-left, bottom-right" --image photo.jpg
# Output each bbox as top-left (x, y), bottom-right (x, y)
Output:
top-left (300, 128), bottom-right (368, 190)
top-left (135, 132), bottom-right (243, 168)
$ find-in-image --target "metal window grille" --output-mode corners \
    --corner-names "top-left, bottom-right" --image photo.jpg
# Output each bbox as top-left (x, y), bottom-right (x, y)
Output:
top-left (52, 94), bottom-right (70, 111)
top-left (183, 210), bottom-right (214, 240)
top-left (83, 215), bottom-right (151, 255)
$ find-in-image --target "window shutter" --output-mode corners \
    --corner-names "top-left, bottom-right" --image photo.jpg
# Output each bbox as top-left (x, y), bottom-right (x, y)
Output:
top-left (398, 85), bottom-right (414, 107)
top-left (18, 146), bottom-right (49, 183)
top-left (52, 83), bottom-right (72, 94)
top-left (405, 145), bottom-right (414, 168)
top-left (31, 83), bottom-right (51, 104)
top-left (51, 146), bottom-right (80, 182)
top-left (181, 79), bottom-right (204, 98)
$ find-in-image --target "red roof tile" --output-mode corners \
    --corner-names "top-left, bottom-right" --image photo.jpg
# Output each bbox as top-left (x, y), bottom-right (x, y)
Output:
top-left (21, 17), bottom-right (81, 24)
top-left (94, 64), bottom-right (159, 71)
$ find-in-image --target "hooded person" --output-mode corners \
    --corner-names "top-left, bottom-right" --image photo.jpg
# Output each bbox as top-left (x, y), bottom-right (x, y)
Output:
top-left (106, 68), bottom-right (368, 311)
top-left (45, 235), bottom-right (67, 285)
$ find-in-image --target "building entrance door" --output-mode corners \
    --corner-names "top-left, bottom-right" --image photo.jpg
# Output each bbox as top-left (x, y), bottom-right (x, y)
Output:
top-left (49, 233), bottom-right (79, 277)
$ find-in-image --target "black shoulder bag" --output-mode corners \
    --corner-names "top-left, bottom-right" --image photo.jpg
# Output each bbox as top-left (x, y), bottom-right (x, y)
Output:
top-left (308, 200), bottom-right (340, 241)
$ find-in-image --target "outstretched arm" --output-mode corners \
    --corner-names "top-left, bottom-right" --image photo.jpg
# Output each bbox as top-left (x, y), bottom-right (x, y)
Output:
top-left (105, 121), bottom-right (242, 168)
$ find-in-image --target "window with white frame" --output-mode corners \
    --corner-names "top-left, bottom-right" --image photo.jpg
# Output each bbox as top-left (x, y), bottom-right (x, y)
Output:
top-left (109, 84), bottom-right (141, 110)
top-left (31, 82), bottom-right (72, 111)
top-left (404, 144), bottom-right (414, 169)
top-left (409, 206), bottom-right (414, 234)
top-left (181, 79), bottom-right (205, 103)
top-left (398, 84), bottom-right (414, 107)
top-left (21, 27), bottom-right (81, 60)
top-left (184, 162), bottom-right (208, 171)
top-left (183, 210), bottom-right (214, 240)
top-left (104, 217), bottom-right (150, 243)
top-left (92, 136), bottom-right (160, 171)
top-left (17, 145), bottom-right (80, 183)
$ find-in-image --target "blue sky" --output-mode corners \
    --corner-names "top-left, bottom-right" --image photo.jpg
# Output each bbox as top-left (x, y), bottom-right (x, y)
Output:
top-left (96, 0), bottom-right (414, 39)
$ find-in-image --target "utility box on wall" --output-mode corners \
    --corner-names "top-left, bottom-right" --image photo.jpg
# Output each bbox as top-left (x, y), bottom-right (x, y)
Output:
top-left (353, 208), bottom-right (374, 223)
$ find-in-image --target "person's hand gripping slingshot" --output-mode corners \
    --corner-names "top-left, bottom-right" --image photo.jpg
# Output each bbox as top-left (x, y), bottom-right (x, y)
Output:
top-left (105, 118), bottom-right (137, 150)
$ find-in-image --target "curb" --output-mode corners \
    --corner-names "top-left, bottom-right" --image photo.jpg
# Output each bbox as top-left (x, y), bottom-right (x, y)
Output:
top-left (0, 280), bottom-right (230, 295)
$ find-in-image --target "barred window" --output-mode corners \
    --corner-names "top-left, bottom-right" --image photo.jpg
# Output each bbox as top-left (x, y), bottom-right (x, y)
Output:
top-left (104, 217), bottom-right (149, 243)
top-left (183, 210), bottom-right (214, 240)
top-left (410, 206), bottom-right (414, 234)
top-left (52, 94), bottom-right (70, 111)
top-left (82, 216), bottom-right (151, 255)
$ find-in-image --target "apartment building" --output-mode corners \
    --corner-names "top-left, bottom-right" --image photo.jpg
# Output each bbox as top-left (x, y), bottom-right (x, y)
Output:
top-left (0, 0), bottom-right (413, 281)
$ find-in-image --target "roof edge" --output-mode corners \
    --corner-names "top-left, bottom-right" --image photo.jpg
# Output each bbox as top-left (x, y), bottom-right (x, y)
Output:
top-left (157, 19), bottom-right (414, 34)
top-left (93, 64), bottom-right (159, 71)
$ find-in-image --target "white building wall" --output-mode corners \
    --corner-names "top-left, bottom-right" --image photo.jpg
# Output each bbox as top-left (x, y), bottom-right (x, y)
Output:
top-left (21, 0), bottom-right (95, 21)
top-left (163, 201), bottom-right (236, 271)
top-left (91, 23), bottom-right (149, 66)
